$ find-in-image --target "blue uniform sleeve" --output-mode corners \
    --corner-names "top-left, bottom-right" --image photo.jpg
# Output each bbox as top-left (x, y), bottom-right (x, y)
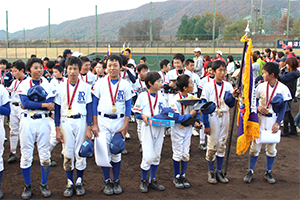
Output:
top-left (201, 99), bottom-right (210, 128)
top-left (54, 103), bottom-right (61, 127)
top-left (0, 102), bottom-right (11, 116)
top-left (46, 97), bottom-right (54, 103)
top-left (126, 70), bottom-right (136, 83)
top-left (125, 99), bottom-right (132, 117)
top-left (134, 113), bottom-right (143, 120)
top-left (175, 113), bottom-right (192, 123)
top-left (276, 101), bottom-right (287, 124)
top-left (196, 112), bottom-right (201, 122)
top-left (224, 92), bottom-right (235, 108)
top-left (92, 95), bottom-right (99, 116)
top-left (20, 94), bottom-right (42, 109)
top-left (86, 102), bottom-right (92, 126)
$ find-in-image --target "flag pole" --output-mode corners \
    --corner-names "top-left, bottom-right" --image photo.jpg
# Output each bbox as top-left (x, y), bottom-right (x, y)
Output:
top-left (224, 22), bottom-right (250, 176)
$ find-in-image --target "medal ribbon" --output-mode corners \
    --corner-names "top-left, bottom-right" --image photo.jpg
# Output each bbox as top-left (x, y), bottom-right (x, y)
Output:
top-left (213, 80), bottom-right (224, 108)
top-left (176, 69), bottom-right (184, 76)
top-left (147, 91), bottom-right (158, 117)
top-left (29, 79), bottom-right (42, 88)
top-left (58, 77), bottom-right (64, 84)
top-left (138, 78), bottom-right (144, 92)
top-left (161, 70), bottom-right (165, 82)
top-left (178, 92), bottom-right (188, 115)
top-left (67, 79), bottom-right (80, 110)
top-left (0, 71), bottom-right (6, 84)
top-left (266, 81), bottom-right (279, 109)
top-left (119, 71), bottom-right (126, 79)
top-left (80, 73), bottom-right (88, 83)
top-left (108, 76), bottom-right (120, 107)
top-left (14, 78), bottom-right (24, 91)
top-left (208, 76), bottom-right (210, 82)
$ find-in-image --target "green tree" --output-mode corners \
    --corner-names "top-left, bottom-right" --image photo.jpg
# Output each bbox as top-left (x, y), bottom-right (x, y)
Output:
top-left (222, 18), bottom-right (248, 40)
top-left (176, 15), bottom-right (189, 40)
top-left (278, 12), bottom-right (294, 34)
top-left (291, 17), bottom-right (300, 37)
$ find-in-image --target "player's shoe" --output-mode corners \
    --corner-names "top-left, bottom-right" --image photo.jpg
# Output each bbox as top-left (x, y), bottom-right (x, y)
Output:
top-left (243, 169), bottom-right (254, 183)
top-left (103, 179), bottom-right (113, 195)
top-left (180, 175), bottom-right (190, 188)
top-left (216, 170), bottom-right (229, 183)
top-left (21, 184), bottom-right (32, 200)
top-left (0, 185), bottom-right (3, 199)
top-left (264, 170), bottom-right (276, 184)
top-left (139, 180), bottom-right (149, 193)
top-left (63, 184), bottom-right (74, 197)
top-left (149, 179), bottom-right (165, 191)
top-left (39, 183), bottom-right (51, 198)
top-left (113, 179), bottom-right (122, 194)
top-left (165, 127), bottom-right (171, 136)
top-left (50, 160), bottom-right (57, 167)
top-left (192, 128), bottom-right (199, 136)
top-left (122, 149), bottom-right (128, 155)
top-left (8, 152), bottom-right (18, 163)
top-left (207, 171), bottom-right (217, 184)
top-left (198, 143), bottom-right (207, 151)
top-left (125, 132), bottom-right (131, 139)
top-left (75, 182), bottom-right (85, 196)
top-left (173, 177), bottom-right (184, 189)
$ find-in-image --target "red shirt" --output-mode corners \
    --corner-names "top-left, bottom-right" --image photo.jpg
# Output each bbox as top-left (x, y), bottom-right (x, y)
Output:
top-left (287, 52), bottom-right (296, 58)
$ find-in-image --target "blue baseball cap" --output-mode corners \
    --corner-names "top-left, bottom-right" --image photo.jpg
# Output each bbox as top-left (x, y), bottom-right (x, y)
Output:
top-left (201, 102), bottom-right (216, 114)
top-left (27, 85), bottom-right (47, 103)
top-left (64, 49), bottom-right (73, 54)
top-left (153, 107), bottom-right (177, 120)
top-left (270, 94), bottom-right (284, 113)
top-left (110, 132), bottom-right (125, 155)
top-left (78, 139), bottom-right (94, 157)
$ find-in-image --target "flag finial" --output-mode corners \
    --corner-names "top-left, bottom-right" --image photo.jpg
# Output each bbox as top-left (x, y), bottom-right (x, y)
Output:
top-left (245, 21), bottom-right (250, 36)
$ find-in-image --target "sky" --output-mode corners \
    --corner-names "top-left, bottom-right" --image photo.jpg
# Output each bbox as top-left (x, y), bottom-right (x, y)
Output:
top-left (0, 0), bottom-right (168, 33)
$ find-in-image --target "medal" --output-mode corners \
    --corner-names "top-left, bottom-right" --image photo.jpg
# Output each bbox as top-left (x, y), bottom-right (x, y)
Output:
top-left (178, 92), bottom-right (188, 115)
top-left (214, 80), bottom-right (224, 115)
top-left (266, 81), bottom-right (279, 113)
top-left (180, 125), bottom-right (184, 129)
top-left (108, 76), bottom-right (121, 113)
top-left (67, 79), bottom-right (80, 116)
top-left (217, 109), bottom-right (221, 115)
top-left (29, 111), bottom-right (34, 117)
top-left (147, 91), bottom-right (158, 117)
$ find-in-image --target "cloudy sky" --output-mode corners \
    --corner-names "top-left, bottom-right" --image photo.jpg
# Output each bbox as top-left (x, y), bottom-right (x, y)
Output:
top-left (1, 0), bottom-right (167, 33)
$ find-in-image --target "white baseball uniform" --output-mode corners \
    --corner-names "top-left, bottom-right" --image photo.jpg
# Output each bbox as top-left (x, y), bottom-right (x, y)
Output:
top-left (119, 68), bottom-right (135, 84)
top-left (185, 69), bottom-right (201, 95)
top-left (249, 81), bottom-right (291, 157)
top-left (79, 71), bottom-right (95, 86)
top-left (50, 77), bottom-right (65, 88)
top-left (18, 78), bottom-right (56, 168)
top-left (170, 93), bottom-right (194, 162)
top-left (165, 69), bottom-right (185, 104)
top-left (92, 76), bottom-right (132, 163)
top-left (0, 85), bottom-right (11, 171)
top-left (133, 91), bottom-right (167, 170)
top-left (158, 70), bottom-right (168, 96)
top-left (54, 79), bottom-right (92, 171)
top-left (201, 80), bottom-right (233, 161)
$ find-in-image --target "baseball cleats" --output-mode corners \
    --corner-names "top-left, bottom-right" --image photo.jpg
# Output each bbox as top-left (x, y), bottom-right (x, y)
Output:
top-left (8, 152), bottom-right (18, 163)
top-left (198, 143), bottom-right (207, 151)
top-left (216, 170), bottom-right (229, 183)
top-left (139, 180), bottom-right (149, 193)
top-left (149, 179), bottom-right (165, 191)
top-left (50, 160), bottom-right (57, 167)
top-left (180, 175), bottom-right (190, 188)
top-left (113, 179), bottom-right (122, 194)
top-left (103, 179), bottom-right (113, 195)
top-left (165, 128), bottom-right (171, 136)
top-left (122, 149), bottom-right (128, 155)
top-left (21, 184), bottom-right (32, 199)
top-left (75, 182), bottom-right (85, 196)
top-left (264, 170), bottom-right (276, 184)
top-left (0, 185), bottom-right (3, 199)
top-left (63, 184), bottom-right (74, 197)
top-left (39, 183), bottom-right (51, 198)
top-left (207, 171), bottom-right (217, 184)
top-left (192, 128), bottom-right (199, 136)
top-left (173, 177), bottom-right (184, 189)
top-left (125, 132), bottom-right (131, 139)
top-left (243, 169), bottom-right (254, 183)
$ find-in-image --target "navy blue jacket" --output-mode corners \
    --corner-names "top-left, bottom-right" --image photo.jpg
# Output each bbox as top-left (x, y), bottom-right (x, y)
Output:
top-left (279, 71), bottom-right (300, 99)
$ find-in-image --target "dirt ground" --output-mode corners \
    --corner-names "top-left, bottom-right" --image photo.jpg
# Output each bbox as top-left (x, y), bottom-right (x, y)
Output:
top-left (1, 102), bottom-right (300, 199)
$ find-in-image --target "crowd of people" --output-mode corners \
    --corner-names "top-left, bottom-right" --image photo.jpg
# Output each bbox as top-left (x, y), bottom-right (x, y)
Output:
top-left (0, 45), bottom-right (298, 199)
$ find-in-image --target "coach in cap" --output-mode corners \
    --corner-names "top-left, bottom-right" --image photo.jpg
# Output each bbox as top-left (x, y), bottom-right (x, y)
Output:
top-left (283, 45), bottom-right (296, 58)
top-left (193, 47), bottom-right (204, 78)
top-left (59, 49), bottom-right (73, 69)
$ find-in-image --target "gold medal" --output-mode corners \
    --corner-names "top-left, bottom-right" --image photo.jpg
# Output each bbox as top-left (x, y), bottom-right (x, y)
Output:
top-left (180, 125), bottom-right (184, 129)
top-left (67, 112), bottom-right (72, 117)
top-left (29, 111), bottom-right (34, 117)
top-left (217, 109), bottom-right (221, 115)
top-left (266, 108), bottom-right (269, 114)
top-left (112, 107), bottom-right (117, 113)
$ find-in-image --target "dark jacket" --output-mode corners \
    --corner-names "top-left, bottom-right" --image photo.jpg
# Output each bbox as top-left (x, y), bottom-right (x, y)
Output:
top-left (279, 71), bottom-right (300, 98)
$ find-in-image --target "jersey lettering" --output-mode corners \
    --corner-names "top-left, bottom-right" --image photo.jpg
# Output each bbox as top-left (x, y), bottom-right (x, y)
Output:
top-left (77, 91), bottom-right (86, 104)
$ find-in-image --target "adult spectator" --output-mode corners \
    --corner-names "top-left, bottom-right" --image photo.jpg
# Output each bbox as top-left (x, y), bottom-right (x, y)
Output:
top-left (125, 49), bottom-right (136, 68)
top-left (215, 50), bottom-right (227, 65)
top-left (193, 47), bottom-right (204, 78)
top-left (254, 51), bottom-right (265, 75)
top-left (59, 49), bottom-right (73, 69)
top-left (203, 55), bottom-right (211, 76)
top-left (226, 55), bottom-right (235, 84)
top-left (283, 45), bottom-right (296, 58)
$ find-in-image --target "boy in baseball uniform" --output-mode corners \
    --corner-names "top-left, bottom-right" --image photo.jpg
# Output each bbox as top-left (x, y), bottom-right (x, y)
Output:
top-left (243, 62), bottom-right (291, 184)
top-left (0, 59), bottom-right (14, 88)
top-left (92, 54), bottom-right (132, 195)
top-left (201, 60), bottom-right (238, 184)
top-left (7, 60), bottom-right (27, 163)
top-left (50, 65), bottom-right (65, 87)
top-left (170, 74), bottom-right (202, 189)
top-left (18, 57), bottom-right (56, 199)
top-left (133, 71), bottom-right (167, 193)
top-left (79, 56), bottom-right (95, 86)
top-left (159, 59), bottom-right (170, 96)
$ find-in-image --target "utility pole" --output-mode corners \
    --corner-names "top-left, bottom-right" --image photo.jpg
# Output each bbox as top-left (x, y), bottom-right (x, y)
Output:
top-left (95, 5), bottom-right (98, 48)
top-left (48, 8), bottom-right (50, 47)
top-left (260, 0), bottom-right (263, 18)
top-left (286, 0), bottom-right (290, 39)
top-left (251, 0), bottom-right (253, 25)
top-left (6, 11), bottom-right (8, 58)
top-left (150, 2), bottom-right (153, 47)
top-left (212, 0), bottom-right (216, 49)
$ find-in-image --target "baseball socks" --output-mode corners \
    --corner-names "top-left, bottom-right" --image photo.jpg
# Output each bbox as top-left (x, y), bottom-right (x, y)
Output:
top-left (101, 167), bottom-right (113, 195)
top-left (111, 161), bottom-right (122, 194)
top-left (265, 156), bottom-right (276, 184)
top-left (207, 160), bottom-right (217, 184)
top-left (21, 167), bottom-right (32, 186)
top-left (140, 169), bottom-right (149, 193)
top-left (149, 165), bottom-right (165, 191)
top-left (0, 170), bottom-right (3, 198)
top-left (40, 165), bottom-right (50, 185)
top-left (180, 161), bottom-right (190, 188)
top-left (173, 160), bottom-right (184, 188)
top-left (215, 156), bottom-right (228, 183)
top-left (76, 170), bottom-right (84, 183)
top-left (75, 170), bottom-right (85, 196)
top-left (243, 156), bottom-right (258, 183)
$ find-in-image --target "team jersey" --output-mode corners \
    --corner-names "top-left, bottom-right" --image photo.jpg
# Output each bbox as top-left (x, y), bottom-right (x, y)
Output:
top-left (92, 76), bottom-right (132, 115)
top-left (199, 76), bottom-right (214, 90)
top-left (8, 76), bottom-right (28, 103)
top-left (78, 71), bottom-right (95, 86)
top-left (170, 93), bottom-right (193, 115)
top-left (94, 74), bottom-right (106, 81)
top-left (185, 69), bottom-right (201, 94)
top-left (119, 68), bottom-right (136, 84)
top-left (54, 80), bottom-right (92, 116)
top-left (165, 69), bottom-right (185, 84)
top-left (132, 78), bottom-right (147, 96)
top-left (256, 81), bottom-right (291, 114)
top-left (0, 84), bottom-right (11, 119)
top-left (50, 77), bottom-right (66, 87)
top-left (133, 91), bottom-right (167, 117)
top-left (18, 77), bottom-right (56, 115)
top-left (158, 70), bottom-right (167, 93)
top-left (201, 80), bottom-right (234, 112)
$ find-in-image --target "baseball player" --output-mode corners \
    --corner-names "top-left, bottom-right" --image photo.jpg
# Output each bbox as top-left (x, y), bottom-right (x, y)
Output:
top-left (55, 56), bottom-right (92, 197)
top-left (0, 83), bottom-right (11, 198)
top-left (94, 61), bottom-right (106, 80)
top-left (133, 71), bottom-right (167, 193)
top-left (119, 54), bottom-right (136, 84)
top-left (243, 62), bottom-right (291, 184)
top-left (50, 65), bottom-right (65, 87)
top-left (201, 60), bottom-right (238, 184)
top-left (132, 64), bottom-right (148, 151)
top-left (18, 57), bottom-right (56, 199)
top-left (7, 60), bottom-right (27, 163)
top-left (0, 59), bottom-right (14, 88)
top-left (158, 59), bottom-right (171, 95)
top-left (79, 56), bottom-right (95, 86)
top-left (170, 74), bottom-right (202, 189)
top-left (92, 54), bottom-right (132, 195)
